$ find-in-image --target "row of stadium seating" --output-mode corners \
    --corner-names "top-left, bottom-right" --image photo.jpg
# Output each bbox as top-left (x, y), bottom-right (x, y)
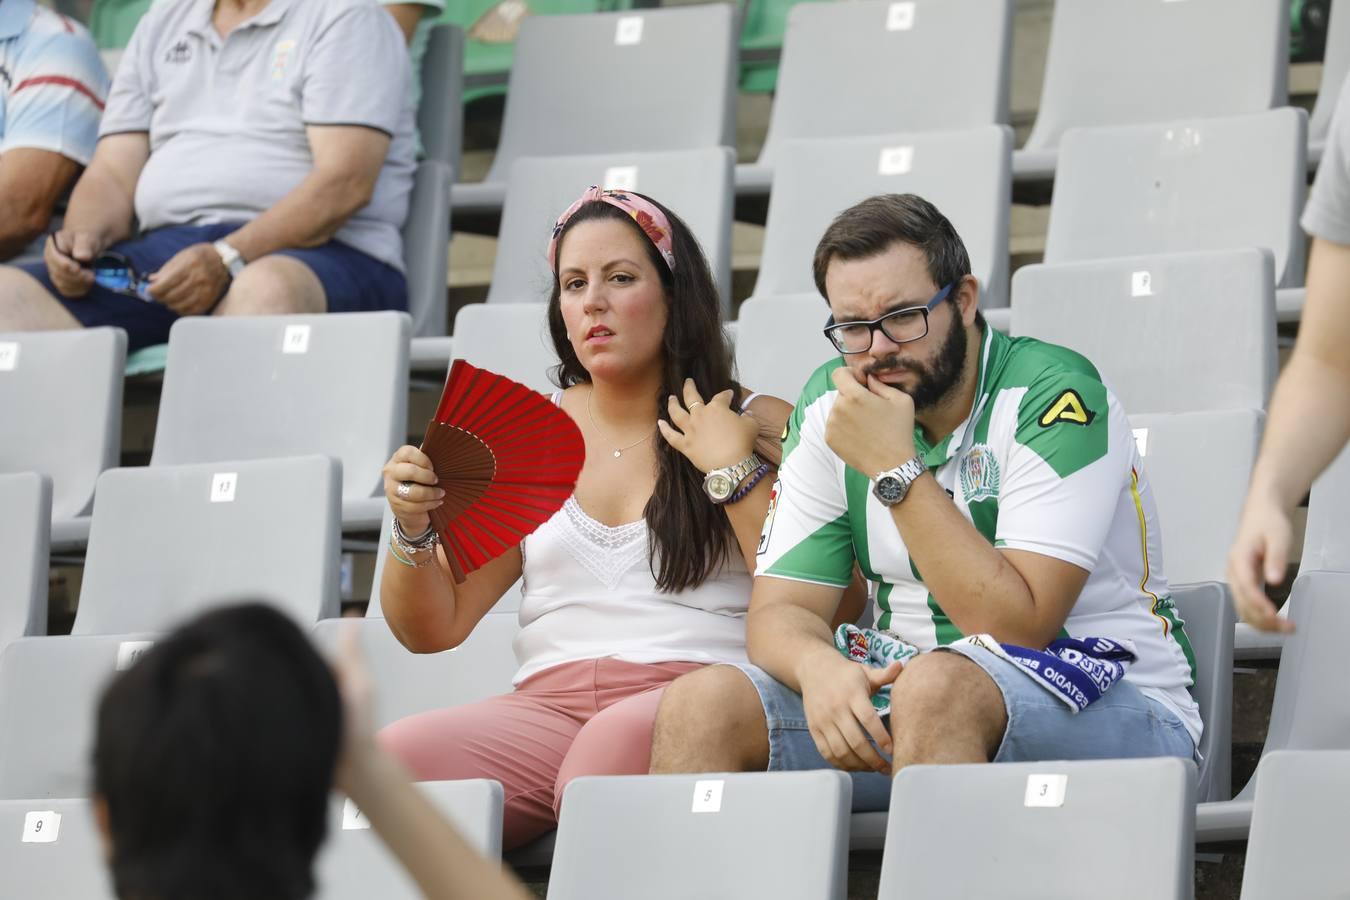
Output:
top-left (1, 239), bottom-right (1331, 543)
top-left (4, 748), bottom-right (1348, 898)
top-left (1, 518), bottom-right (1347, 894)
top-left (447, 108), bottom-right (1309, 335)
top-left (71, 3), bottom-right (1330, 364)
top-left (92, 0), bottom-right (1349, 197)
top-left (447, 0), bottom-right (1344, 197)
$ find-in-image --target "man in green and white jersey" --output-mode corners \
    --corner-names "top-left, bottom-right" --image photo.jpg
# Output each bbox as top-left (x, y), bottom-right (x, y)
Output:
top-left (651, 194), bottom-right (1199, 809)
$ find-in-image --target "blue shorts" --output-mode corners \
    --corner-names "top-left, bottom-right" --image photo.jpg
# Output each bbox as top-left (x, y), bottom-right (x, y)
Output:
top-left (732, 643), bottom-right (1197, 813)
top-left (18, 223), bottom-right (407, 352)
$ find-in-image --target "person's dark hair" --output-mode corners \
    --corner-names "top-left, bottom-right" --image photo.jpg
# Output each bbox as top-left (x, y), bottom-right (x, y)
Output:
top-left (94, 603), bottom-right (341, 900)
top-left (547, 194), bottom-right (743, 592)
top-left (812, 193), bottom-right (985, 329)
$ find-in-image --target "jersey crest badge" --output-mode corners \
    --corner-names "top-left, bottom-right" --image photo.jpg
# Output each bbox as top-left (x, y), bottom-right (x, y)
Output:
top-left (959, 444), bottom-right (1001, 504)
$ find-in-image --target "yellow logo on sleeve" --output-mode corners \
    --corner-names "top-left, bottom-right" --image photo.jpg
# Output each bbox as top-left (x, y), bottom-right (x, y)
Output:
top-left (1039, 389), bottom-right (1096, 427)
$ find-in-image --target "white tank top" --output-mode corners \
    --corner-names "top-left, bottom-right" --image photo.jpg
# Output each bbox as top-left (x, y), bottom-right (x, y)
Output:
top-left (511, 392), bottom-right (758, 684)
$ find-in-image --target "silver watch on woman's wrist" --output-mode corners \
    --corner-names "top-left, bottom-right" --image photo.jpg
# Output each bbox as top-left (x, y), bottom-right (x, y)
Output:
top-left (703, 453), bottom-right (764, 504)
top-left (871, 455), bottom-right (926, 507)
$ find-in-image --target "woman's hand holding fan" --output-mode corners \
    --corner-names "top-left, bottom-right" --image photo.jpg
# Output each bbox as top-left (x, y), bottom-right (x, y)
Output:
top-left (416, 360), bottom-right (586, 583)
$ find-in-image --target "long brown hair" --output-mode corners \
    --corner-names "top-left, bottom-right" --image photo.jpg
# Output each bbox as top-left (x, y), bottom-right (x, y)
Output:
top-left (547, 195), bottom-right (742, 592)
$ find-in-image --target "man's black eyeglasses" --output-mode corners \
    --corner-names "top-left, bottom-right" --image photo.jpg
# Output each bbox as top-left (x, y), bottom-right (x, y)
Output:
top-left (823, 283), bottom-right (954, 354)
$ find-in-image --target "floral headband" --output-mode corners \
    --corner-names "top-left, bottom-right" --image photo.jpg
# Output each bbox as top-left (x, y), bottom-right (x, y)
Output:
top-left (546, 185), bottom-right (677, 273)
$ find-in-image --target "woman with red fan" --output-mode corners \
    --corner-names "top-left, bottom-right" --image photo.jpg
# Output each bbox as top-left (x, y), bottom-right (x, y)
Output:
top-left (376, 187), bottom-right (865, 850)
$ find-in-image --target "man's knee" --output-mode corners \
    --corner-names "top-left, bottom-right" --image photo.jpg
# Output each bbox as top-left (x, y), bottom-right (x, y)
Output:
top-left (0, 265), bottom-right (47, 302)
top-left (650, 665), bottom-right (768, 773)
top-left (0, 266), bottom-right (78, 330)
top-left (890, 651), bottom-right (1006, 731)
top-left (219, 257), bottom-right (325, 316)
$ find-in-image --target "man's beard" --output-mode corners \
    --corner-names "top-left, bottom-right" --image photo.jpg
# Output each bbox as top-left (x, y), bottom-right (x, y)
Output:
top-left (864, 309), bottom-right (968, 411)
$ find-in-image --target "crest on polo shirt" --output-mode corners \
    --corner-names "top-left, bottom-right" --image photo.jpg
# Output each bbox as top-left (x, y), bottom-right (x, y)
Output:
top-left (958, 444), bottom-right (1000, 504)
top-left (271, 39), bottom-right (298, 80)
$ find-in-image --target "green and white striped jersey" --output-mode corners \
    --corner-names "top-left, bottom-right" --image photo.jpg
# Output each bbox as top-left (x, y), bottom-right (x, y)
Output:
top-left (756, 328), bottom-right (1201, 743)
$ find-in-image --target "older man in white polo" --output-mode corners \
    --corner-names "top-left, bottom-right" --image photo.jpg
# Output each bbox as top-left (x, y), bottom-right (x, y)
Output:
top-left (0, 0), bottom-right (415, 351)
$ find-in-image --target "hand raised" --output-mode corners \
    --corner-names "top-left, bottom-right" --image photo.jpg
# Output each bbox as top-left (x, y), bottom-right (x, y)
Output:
top-left (825, 367), bottom-right (919, 476)
top-left (657, 378), bottom-right (760, 473)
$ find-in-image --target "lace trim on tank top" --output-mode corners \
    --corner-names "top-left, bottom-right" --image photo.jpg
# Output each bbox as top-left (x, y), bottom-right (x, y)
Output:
top-left (555, 496), bottom-right (650, 589)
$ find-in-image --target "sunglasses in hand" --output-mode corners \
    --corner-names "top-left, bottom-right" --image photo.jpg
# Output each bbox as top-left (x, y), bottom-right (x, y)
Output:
top-left (49, 233), bottom-right (155, 302)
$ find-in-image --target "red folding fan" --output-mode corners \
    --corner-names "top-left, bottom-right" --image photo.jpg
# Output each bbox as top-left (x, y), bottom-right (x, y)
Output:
top-left (419, 360), bottom-right (585, 582)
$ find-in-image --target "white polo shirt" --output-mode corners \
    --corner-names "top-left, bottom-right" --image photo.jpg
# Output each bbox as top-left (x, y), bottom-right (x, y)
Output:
top-left (100, 0), bottom-right (415, 271)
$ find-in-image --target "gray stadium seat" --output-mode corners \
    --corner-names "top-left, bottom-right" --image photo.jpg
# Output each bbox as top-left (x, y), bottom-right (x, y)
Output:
top-left (1129, 409), bottom-right (1263, 587)
top-left (417, 24), bottom-right (464, 174)
top-left (489, 148), bottom-right (736, 313)
top-left (1, 785), bottom-right (504, 900)
top-left (73, 457), bottom-right (341, 635)
top-left (403, 160), bottom-right (453, 339)
top-left (1309, 11), bottom-right (1350, 164)
top-left (451, 6), bottom-right (737, 212)
top-left (0, 632), bottom-right (156, 799)
top-left (1016, 0), bottom-right (1287, 179)
top-left (1011, 249), bottom-right (1277, 415)
top-left (1198, 571), bottom-right (1350, 842)
top-left (548, 771), bottom-right (851, 900)
top-left (737, 0), bottom-right (1012, 193)
top-left (316, 780), bottom-right (504, 900)
top-left (1301, 442), bottom-right (1350, 573)
top-left (753, 127), bottom-right (1012, 308)
top-left (150, 313), bottom-right (409, 530)
top-left (450, 302), bottom-right (558, 394)
top-left (1240, 750), bottom-right (1350, 899)
top-left (1171, 582), bottom-right (1236, 804)
top-left (880, 758), bottom-right (1195, 899)
top-left (0, 328), bottom-right (125, 551)
top-left (311, 615), bottom-right (520, 727)
top-left (1043, 109), bottom-right (1308, 289)
top-left (0, 798), bottom-right (113, 899)
top-left (366, 510), bottom-right (523, 617)
top-left (0, 473), bottom-right (50, 645)
top-left (734, 294), bottom-right (837, 405)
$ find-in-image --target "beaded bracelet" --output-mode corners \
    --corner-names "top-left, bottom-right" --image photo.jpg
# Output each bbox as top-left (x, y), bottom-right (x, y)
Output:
top-left (728, 463), bottom-right (772, 505)
top-left (388, 535), bottom-right (419, 567)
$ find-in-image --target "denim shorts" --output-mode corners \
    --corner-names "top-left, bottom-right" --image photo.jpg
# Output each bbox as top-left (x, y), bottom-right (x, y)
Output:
top-left (17, 223), bottom-right (407, 352)
top-left (731, 642), bottom-right (1197, 813)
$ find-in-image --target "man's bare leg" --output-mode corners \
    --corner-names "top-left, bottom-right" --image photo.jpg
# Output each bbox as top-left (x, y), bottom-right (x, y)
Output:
top-left (649, 665), bottom-right (771, 774)
top-left (215, 256), bottom-right (326, 316)
top-left (888, 651), bottom-right (1008, 771)
top-left (0, 267), bottom-right (81, 332)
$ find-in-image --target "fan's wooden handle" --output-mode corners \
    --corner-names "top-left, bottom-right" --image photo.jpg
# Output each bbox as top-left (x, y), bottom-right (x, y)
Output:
top-left (420, 421), bottom-right (495, 584)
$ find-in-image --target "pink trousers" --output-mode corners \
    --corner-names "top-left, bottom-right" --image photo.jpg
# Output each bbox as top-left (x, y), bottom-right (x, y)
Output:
top-left (378, 657), bottom-right (704, 849)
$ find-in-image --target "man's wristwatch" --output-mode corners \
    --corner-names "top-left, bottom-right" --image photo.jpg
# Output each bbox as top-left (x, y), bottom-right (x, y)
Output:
top-left (213, 239), bottom-right (246, 279)
top-left (871, 456), bottom-right (926, 507)
top-left (703, 453), bottom-right (764, 504)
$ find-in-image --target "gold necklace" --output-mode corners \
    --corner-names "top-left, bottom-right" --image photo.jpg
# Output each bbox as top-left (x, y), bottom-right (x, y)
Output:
top-left (587, 388), bottom-right (653, 459)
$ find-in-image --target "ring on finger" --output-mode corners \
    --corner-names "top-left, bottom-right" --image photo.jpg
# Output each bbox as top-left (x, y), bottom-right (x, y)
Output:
top-left (396, 481), bottom-right (413, 499)
top-left (689, 401), bottom-right (704, 409)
